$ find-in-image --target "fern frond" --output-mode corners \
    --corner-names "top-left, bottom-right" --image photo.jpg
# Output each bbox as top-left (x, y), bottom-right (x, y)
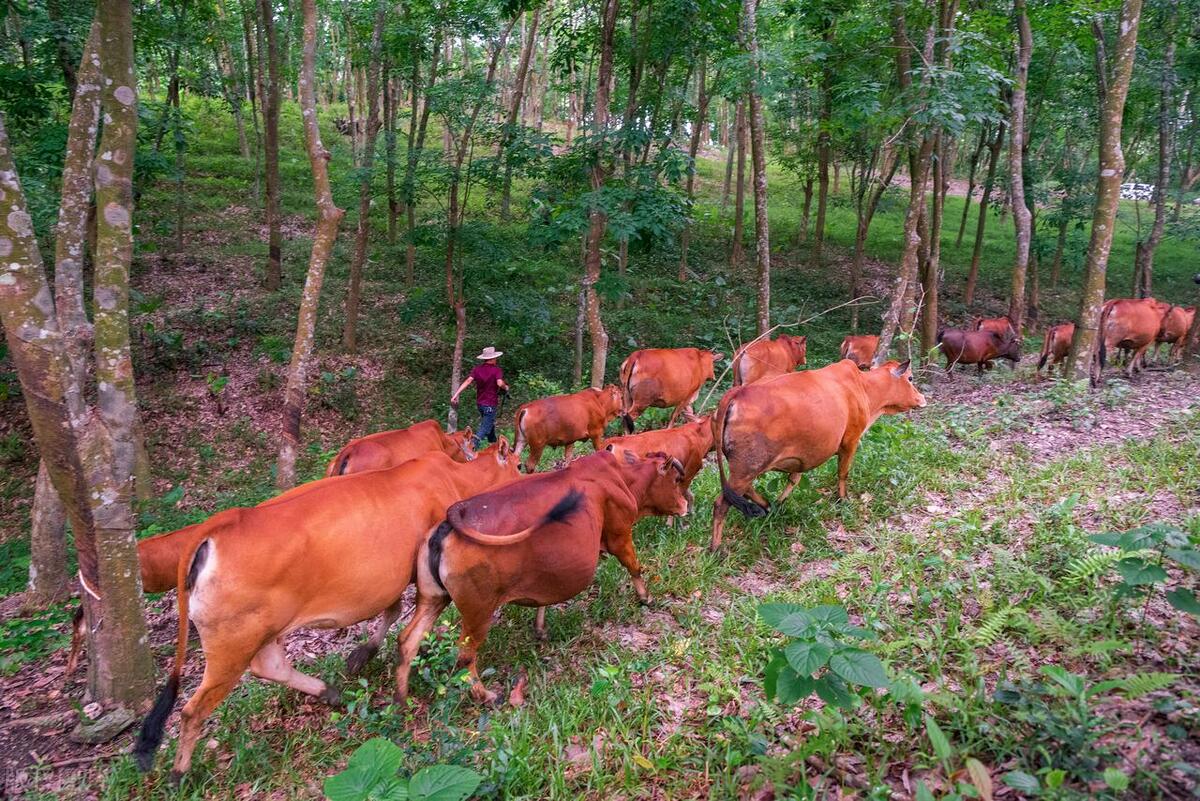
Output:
top-left (973, 607), bottom-right (1014, 649)
top-left (1120, 672), bottom-right (1177, 699)
top-left (1062, 550), bottom-right (1122, 587)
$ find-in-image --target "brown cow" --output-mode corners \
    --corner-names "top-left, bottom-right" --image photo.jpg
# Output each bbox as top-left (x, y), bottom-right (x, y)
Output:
top-left (937, 328), bottom-right (1021, 373)
top-left (1036, 322), bottom-right (1075, 375)
top-left (972, 315), bottom-right (1016, 338)
top-left (602, 413), bottom-right (714, 527)
top-left (839, 335), bottom-right (879, 369)
top-left (326, 419), bottom-right (474, 476)
top-left (710, 360), bottom-right (926, 550)
top-left (133, 442), bottom-right (520, 781)
top-left (1098, 297), bottom-right (1166, 378)
top-left (619, 347), bottom-right (723, 431)
top-left (1155, 305), bottom-right (1196, 363)
top-left (732, 335), bottom-right (807, 386)
top-left (512, 385), bottom-right (623, 471)
top-left (392, 449), bottom-right (688, 705)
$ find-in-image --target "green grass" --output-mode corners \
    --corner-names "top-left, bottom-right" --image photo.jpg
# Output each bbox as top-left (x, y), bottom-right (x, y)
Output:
top-left (3, 95), bottom-right (1199, 800)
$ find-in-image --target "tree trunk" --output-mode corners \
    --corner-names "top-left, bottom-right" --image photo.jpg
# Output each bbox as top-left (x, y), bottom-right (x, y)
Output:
top-left (584, 0), bottom-right (620, 387)
top-left (404, 39), bottom-right (440, 285)
top-left (276, 0), bottom-right (347, 490)
top-left (1132, 1), bottom-right (1176, 300)
top-left (720, 104), bottom-right (735, 210)
top-left (956, 124), bottom-right (989, 246)
top-left (26, 463), bottom-right (70, 608)
top-left (499, 7), bottom-right (541, 218)
top-left (921, 135), bottom-right (948, 359)
top-left (241, 0), bottom-right (263, 204)
top-left (447, 302), bottom-right (467, 431)
top-left (46, 0), bottom-right (78, 103)
top-left (850, 144), bottom-right (900, 331)
top-left (742, 0), bottom-right (770, 335)
top-left (798, 177), bottom-right (814, 245)
top-left (258, 0), bottom-right (283, 290)
top-left (342, 2), bottom-right (386, 353)
top-left (1067, 0), bottom-right (1144, 381)
top-left (964, 120), bottom-right (1004, 304)
top-left (1007, 0), bottom-right (1033, 336)
top-left (384, 63), bottom-right (398, 244)
top-left (813, 23), bottom-right (833, 265)
top-left (678, 57), bottom-right (711, 282)
top-left (731, 99), bottom-right (747, 268)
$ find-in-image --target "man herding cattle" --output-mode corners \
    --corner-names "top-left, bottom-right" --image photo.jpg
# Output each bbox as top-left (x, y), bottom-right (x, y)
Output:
top-left (451, 346), bottom-right (510, 449)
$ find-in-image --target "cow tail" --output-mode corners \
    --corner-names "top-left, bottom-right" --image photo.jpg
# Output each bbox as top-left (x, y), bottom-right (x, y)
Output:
top-left (839, 340), bottom-right (849, 361)
top-left (446, 490), bottom-right (583, 546)
top-left (326, 446), bottom-right (352, 477)
top-left (1037, 329), bottom-right (1053, 371)
top-left (619, 357), bottom-right (636, 433)
top-left (1097, 302), bottom-right (1113, 372)
top-left (134, 538), bottom-right (208, 772)
top-left (513, 407), bottom-right (528, 455)
top-left (731, 350), bottom-right (745, 387)
top-left (714, 392), bottom-right (768, 519)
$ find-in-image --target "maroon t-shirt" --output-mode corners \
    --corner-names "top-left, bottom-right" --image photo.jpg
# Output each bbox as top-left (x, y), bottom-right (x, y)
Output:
top-left (470, 364), bottom-right (504, 406)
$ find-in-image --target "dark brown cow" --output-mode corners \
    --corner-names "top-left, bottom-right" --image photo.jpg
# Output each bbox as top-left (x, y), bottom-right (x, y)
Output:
top-left (1036, 322), bottom-right (1075, 374)
top-left (326, 419), bottom-right (475, 476)
top-left (732, 335), bottom-right (807, 385)
top-left (619, 347), bottom-right (723, 431)
top-left (972, 315), bottom-right (1016, 338)
top-left (393, 450), bottom-right (688, 705)
top-left (710, 360), bottom-right (926, 550)
top-left (512, 385), bottom-right (623, 471)
top-left (1155, 305), bottom-right (1196, 363)
top-left (1098, 298), bottom-right (1166, 377)
top-left (839, 335), bottom-right (879, 369)
top-left (937, 328), bottom-right (1021, 372)
top-left (134, 443), bottom-right (520, 780)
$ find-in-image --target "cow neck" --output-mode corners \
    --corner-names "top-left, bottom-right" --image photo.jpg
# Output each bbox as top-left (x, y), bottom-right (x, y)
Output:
top-left (857, 368), bottom-right (897, 424)
top-left (454, 456), bottom-right (509, 495)
top-left (617, 461), bottom-right (660, 516)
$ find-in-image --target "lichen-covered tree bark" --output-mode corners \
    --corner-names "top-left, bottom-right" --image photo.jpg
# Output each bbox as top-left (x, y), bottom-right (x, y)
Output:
top-left (1132, 0), bottom-right (1176, 299)
top-left (678, 56), bottom-right (712, 282)
top-left (276, 0), bottom-right (346, 489)
top-left (730, 99), bottom-right (746, 268)
top-left (583, 0), bottom-right (619, 387)
top-left (964, 120), bottom-right (1004, 304)
top-left (1067, 0), bottom-right (1144, 380)
top-left (1007, 0), bottom-right (1033, 335)
top-left (257, 0), bottom-right (283, 291)
top-left (342, 0), bottom-right (386, 353)
top-left (741, 0), bottom-right (770, 335)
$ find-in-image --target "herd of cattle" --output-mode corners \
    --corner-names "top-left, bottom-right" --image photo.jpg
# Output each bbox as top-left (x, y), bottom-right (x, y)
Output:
top-left (89, 297), bottom-right (1190, 781)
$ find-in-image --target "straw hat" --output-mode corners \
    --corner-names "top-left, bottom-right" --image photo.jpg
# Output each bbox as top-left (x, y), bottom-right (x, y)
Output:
top-left (476, 346), bottom-right (503, 360)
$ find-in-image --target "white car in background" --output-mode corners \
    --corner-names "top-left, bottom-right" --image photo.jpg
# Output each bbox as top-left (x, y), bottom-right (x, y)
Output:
top-left (1120, 182), bottom-right (1156, 200)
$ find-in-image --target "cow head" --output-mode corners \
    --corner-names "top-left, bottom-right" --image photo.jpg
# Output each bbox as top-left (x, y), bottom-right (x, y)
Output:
top-left (871, 360), bottom-right (926, 412)
top-left (476, 436), bottom-right (521, 482)
top-left (704, 350), bottom-right (725, 380)
top-left (597, 384), bottom-right (624, 419)
top-left (450, 427), bottom-right (476, 461)
top-left (784, 335), bottom-right (808, 367)
top-left (995, 331), bottom-right (1022, 363)
top-left (641, 452), bottom-right (690, 517)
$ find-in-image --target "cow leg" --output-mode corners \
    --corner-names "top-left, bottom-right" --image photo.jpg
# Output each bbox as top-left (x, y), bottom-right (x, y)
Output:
top-left (667, 388), bottom-right (701, 428)
top-left (393, 591), bottom-right (450, 705)
top-left (710, 495), bottom-right (730, 551)
top-left (250, 638), bottom-right (338, 704)
top-left (561, 443), bottom-right (575, 463)
top-left (1132, 344), bottom-right (1151, 375)
top-left (775, 471), bottom-right (805, 505)
top-left (170, 650), bottom-right (251, 782)
top-left (835, 437), bottom-right (863, 500)
top-left (605, 528), bottom-right (649, 604)
top-left (523, 443), bottom-right (544, 473)
top-left (533, 606), bottom-right (548, 641)
top-left (346, 598), bottom-right (404, 676)
top-left (454, 601), bottom-right (500, 705)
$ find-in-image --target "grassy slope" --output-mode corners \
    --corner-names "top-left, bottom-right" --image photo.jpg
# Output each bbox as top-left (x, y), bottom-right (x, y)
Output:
top-left (1, 96), bottom-right (1198, 800)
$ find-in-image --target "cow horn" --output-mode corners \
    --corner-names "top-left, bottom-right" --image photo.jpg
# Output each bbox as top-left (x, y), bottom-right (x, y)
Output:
top-left (892, 360), bottom-right (911, 377)
top-left (669, 457), bottom-right (685, 475)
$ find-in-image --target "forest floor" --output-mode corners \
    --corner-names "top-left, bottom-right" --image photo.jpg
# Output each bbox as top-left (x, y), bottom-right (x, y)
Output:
top-left (1, 99), bottom-right (1199, 800)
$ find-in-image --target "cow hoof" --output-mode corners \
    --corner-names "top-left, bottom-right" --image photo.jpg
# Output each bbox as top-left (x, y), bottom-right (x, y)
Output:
top-left (391, 691), bottom-right (410, 707)
top-left (168, 770), bottom-right (184, 789)
top-left (472, 687), bottom-right (500, 706)
top-left (533, 628), bottom-right (548, 642)
top-left (345, 644), bottom-right (376, 677)
top-left (637, 594), bottom-right (652, 607)
top-left (318, 687), bottom-right (343, 707)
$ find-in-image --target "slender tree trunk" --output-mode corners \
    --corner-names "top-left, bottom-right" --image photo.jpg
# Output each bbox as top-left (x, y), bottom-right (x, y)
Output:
top-left (798, 177), bottom-right (814, 245)
top-left (383, 64), bottom-right (398, 244)
top-left (720, 105), bottom-right (735, 210)
top-left (26, 462), bottom-right (71, 607)
top-left (1067, 0), bottom-right (1145, 381)
top-left (342, 3), bottom-right (386, 353)
top-left (447, 302), bottom-right (467, 431)
top-left (404, 39), bottom-right (440, 285)
top-left (813, 23), bottom-right (833, 265)
top-left (742, 0), bottom-right (770, 334)
top-left (584, 0), bottom-right (620, 387)
top-left (964, 120), bottom-right (1004, 304)
top-left (276, 0), bottom-right (347, 489)
top-left (241, 0), bottom-right (262, 204)
top-left (731, 99), bottom-right (747, 267)
top-left (499, 7), bottom-right (541, 218)
top-left (1007, 0), bottom-right (1033, 335)
top-left (921, 135), bottom-right (948, 359)
top-left (956, 124), bottom-right (989, 246)
top-left (851, 145), bottom-right (900, 331)
top-left (678, 57), bottom-right (711, 282)
top-left (46, 0), bottom-right (79, 103)
top-left (1132, 1), bottom-right (1176, 300)
top-left (258, 0), bottom-right (283, 290)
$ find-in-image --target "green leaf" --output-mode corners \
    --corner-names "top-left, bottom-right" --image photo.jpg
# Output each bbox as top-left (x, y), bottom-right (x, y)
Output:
top-left (807, 605), bottom-right (850, 629)
top-left (1103, 767), bottom-right (1129, 791)
top-left (776, 611), bottom-right (816, 638)
top-left (774, 665), bottom-right (816, 705)
top-left (758, 603), bottom-right (809, 630)
top-left (1117, 523), bottom-right (1176, 551)
top-left (1165, 548), bottom-right (1200, 571)
top-left (813, 673), bottom-right (857, 708)
top-left (763, 651), bottom-right (786, 699)
top-left (1088, 532), bottom-right (1124, 547)
top-left (829, 648), bottom-right (889, 688)
top-left (1002, 771), bottom-right (1040, 794)
top-left (1166, 588), bottom-right (1200, 616)
top-left (1045, 769), bottom-right (1066, 789)
top-left (914, 781), bottom-right (936, 801)
top-left (784, 641), bottom-right (832, 676)
top-left (965, 757), bottom-right (994, 801)
top-left (1039, 665), bottom-right (1085, 697)
top-left (324, 739), bottom-right (407, 801)
top-left (1115, 557), bottom-right (1168, 586)
top-left (924, 715), bottom-right (954, 765)
top-left (407, 765), bottom-right (483, 801)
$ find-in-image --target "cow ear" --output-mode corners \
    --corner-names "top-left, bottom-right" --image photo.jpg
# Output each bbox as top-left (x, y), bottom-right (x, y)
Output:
top-left (892, 360), bottom-right (911, 377)
top-left (604, 443), bottom-right (616, 452)
top-left (462, 426), bottom-right (473, 439)
top-left (712, 352), bottom-right (725, 361)
top-left (498, 436), bottom-right (510, 457)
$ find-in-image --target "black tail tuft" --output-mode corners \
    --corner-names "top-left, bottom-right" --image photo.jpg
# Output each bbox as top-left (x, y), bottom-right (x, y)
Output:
top-left (544, 489), bottom-right (584, 525)
top-left (621, 414), bottom-right (635, 434)
top-left (1037, 354), bottom-right (1047, 371)
top-left (427, 520), bottom-right (454, 593)
top-left (722, 486), bottom-right (768, 519)
top-left (134, 674), bottom-right (180, 772)
top-left (1098, 336), bottom-right (1107, 370)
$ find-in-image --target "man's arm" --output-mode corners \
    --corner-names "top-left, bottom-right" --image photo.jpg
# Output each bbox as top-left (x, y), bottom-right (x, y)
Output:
top-left (450, 376), bottom-right (474, 404)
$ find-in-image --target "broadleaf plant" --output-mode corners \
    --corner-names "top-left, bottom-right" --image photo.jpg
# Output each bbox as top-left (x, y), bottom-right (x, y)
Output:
top-left (324, 738), bottom-right (482, 801)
